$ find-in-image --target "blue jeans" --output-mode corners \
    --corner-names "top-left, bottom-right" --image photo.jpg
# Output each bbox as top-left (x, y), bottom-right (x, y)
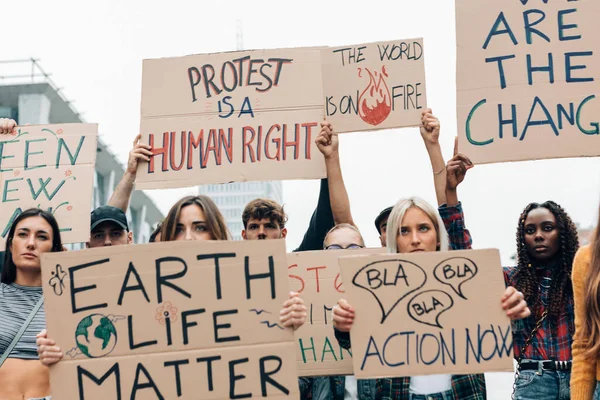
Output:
top-left (408, 389), bottom-right (454, 400)
top-left (514, 365), bottom-right (570, 400)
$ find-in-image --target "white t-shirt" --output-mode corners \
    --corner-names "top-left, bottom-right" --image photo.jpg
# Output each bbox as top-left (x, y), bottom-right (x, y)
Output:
top-left (409, 375), bottom-right (452, 395)
top-left (344, 375), bottom-right (359, 400)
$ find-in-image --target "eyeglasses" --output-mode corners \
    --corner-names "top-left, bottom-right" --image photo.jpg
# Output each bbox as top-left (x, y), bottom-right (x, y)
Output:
top-left (325, 244), bottom-right (364, 250)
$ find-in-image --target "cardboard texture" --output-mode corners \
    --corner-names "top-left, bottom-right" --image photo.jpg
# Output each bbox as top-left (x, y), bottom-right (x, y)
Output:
top-left (0, 123), bottom-right (97, 250)
top-left (456, 0), bottom-right (600, 164)
top-left (136, 48), bottom-right (327, 189)
top-left (322, 39), bottom-right (427, 133)
top-left (288, 248), bottom-right (384, 377)
top-left (338, 249), bottom-right (513, 379)
top-left (41, 239), bottom-right (298, 399)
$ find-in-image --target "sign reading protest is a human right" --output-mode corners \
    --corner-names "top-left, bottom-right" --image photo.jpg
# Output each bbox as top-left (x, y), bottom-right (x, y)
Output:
top-left (456, 0), bottom-right (600, 164)
top-left (41, 240), bottom-right (298, 400)
top-left (322, 39), bottom-right (427, 133)
top-left (136, 48), bottom-right (326, 189)
top-left (338, 249), bottom-right (513, 378)
top-left (0, 123), bottom-right (97, 250)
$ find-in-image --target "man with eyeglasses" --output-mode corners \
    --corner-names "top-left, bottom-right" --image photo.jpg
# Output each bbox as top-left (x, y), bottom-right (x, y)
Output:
top-left (323, 224), bottom-right (365, 250)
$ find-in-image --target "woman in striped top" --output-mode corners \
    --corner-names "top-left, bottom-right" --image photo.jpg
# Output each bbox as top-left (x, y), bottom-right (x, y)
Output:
top-left (0, 208), bottom-right (64, 400)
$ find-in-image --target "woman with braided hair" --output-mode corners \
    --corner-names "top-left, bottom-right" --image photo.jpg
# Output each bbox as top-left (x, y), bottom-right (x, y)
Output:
top-left (504, 200), bottom-right (579, 400)
top-left (428, 146), bottom-right (575, 399)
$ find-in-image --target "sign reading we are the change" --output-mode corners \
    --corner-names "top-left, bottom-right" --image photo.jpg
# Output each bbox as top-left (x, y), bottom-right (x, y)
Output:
top-left (0, 124), bottom-right (97, 250)
top-left (338, 249), bottom-right (513, 378)
top-left (288, 249), bottom-right (383, 376)
top-left (41, 240), bottom-right (298, 400)
top-left (322, 38), bottom-right (427, 133)
top-left (136, 48), bottom-right (327, 189)
top-left (456, 0), bottom-right (600, 164)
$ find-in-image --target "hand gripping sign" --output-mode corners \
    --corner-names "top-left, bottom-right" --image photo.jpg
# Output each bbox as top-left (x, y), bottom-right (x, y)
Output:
top-left (338, 249), bottom-right (513, 379)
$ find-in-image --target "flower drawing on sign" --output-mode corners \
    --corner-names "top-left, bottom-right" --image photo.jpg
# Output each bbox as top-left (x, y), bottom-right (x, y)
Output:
top-left (357, 66), bottom-right (392, 126)
top-left (65, 169), bottom-right (73, 177)
top-left (13, 170), bottom-right (20, 176)
top-left (155, 302), bottom-right (178, 325)
top-left (56, 128), bottom-right (64, 135)
top-left (66, 205), bottom-right (73, 211)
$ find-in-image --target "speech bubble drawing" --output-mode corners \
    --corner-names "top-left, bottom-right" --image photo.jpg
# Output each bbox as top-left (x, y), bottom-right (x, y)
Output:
top-left (352, 259), bottom-right (427, 323)
top-left (433, 257), bottom-right (478, 299)
top-left (407, 290), bottom-right (454, 329)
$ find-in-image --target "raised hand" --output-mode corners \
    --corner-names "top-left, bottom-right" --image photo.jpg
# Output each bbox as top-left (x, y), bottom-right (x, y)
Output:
top-left (420, 108), bottom-right (440, 146)
top-left (315, 121), bottom-right (339, 159)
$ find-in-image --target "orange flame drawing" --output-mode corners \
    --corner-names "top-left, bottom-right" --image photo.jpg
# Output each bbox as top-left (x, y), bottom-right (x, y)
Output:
top-left (357, 66), bottom-right (392, 126)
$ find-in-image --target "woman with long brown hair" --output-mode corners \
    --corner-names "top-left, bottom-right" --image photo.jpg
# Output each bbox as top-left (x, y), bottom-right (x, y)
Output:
top-left (159, 195), bottom-right (231, 241)
top-left (571, 205), bottom-right (600, 399)
top-left (0, 208), bottom-right (64, 400)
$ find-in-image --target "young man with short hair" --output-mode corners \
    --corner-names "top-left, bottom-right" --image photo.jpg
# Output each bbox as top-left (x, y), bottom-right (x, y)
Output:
top-left (242, 122), bottom-right (353, 253)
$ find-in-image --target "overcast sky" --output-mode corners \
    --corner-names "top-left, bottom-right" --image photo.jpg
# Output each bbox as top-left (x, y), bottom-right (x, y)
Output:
top-left (6, 0), bottom-right (599, 396)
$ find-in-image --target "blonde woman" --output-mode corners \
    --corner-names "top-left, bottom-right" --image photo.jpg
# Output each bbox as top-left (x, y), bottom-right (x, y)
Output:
top-left (332, 156), bottom-right (530, 400)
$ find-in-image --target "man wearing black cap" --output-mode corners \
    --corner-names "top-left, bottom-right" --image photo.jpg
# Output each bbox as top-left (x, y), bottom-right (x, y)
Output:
top-left (374, 206), bottom-right (392, 247)
top-left (87, 205), bottom-right (133, 248)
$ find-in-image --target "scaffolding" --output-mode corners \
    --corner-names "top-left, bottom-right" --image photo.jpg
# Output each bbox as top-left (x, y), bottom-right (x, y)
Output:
top-left (0, 58), bottom-right (83, 122)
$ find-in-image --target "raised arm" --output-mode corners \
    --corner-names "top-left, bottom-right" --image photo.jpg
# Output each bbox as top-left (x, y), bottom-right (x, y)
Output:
top-left (445, 137), bottom-right (473, 207)
top-left (420, 109), bottom-right (446, 206)
top-left (316, 121), bottom-right (353, 225)
top-left (108, 134), bottom-right (152, 211)
top-left (439, 138), bottom-right (474, 250)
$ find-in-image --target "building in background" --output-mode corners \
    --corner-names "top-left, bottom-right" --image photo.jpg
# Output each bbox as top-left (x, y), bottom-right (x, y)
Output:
top-left (199, 182), bottom-right (283, 240)
top-left (0, 59), bottom-right (163, 247)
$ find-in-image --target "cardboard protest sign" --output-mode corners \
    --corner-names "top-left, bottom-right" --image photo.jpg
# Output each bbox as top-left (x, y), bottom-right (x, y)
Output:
top-left (288, 248), bottom-right (383, 376)
top-left (322, 39), bottom-right (427, 133)
top-left (41, 239), bottom-right (298, 400)
top-left (0, 124), bottom-right (97, 250)
top-left (338, 249), bottom-right (513, 378)
top-left (136, 48), bottom-right (327, 189)
top-left (456, 0), bottom-right (600, 164)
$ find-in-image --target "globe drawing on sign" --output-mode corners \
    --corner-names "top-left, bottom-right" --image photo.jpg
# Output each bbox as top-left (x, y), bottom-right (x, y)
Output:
top-left (75, 314), bottom-right (118, 358)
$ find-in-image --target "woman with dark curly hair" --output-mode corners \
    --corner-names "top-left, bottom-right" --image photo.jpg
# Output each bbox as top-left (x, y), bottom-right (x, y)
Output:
top-left (441, 149), bottom-right (579, 399)
top-left (504, 201), bottom-right (579, 400)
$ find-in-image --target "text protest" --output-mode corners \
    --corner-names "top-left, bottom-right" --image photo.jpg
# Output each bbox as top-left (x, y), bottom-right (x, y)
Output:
top-left (323, 39), bottom-right (427, 133)
top-left (456, 0), bottom-right (600, 163)
top-left (0, 123), bottom-right (97, 250)
top-left (136, 48), bottom-right (327, 189)
top-left (41, 240), bottom-right (298, 400)
top-left (288, 249), bottom-right (383, 376)
top-left (338, 249), bottom-right (513, 378)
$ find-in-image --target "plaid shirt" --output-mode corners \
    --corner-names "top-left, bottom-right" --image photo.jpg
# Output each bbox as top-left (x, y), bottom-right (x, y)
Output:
top-left (332, 203), bottom-right (486, 400)
top-left (503, 267), bottom-right (574, 361)
top-left (442, 202), bottom-right (575, 362)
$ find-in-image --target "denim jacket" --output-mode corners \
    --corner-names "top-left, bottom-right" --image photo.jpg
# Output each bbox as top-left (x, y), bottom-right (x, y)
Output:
top-left (303, 376), bottom-right (377, 400)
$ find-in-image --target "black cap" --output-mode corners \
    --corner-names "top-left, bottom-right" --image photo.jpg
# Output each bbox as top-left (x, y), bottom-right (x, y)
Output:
top-left (374, 206), bottom-right (393, 234)
top-left (91, 206), bottom-right (129, 231)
